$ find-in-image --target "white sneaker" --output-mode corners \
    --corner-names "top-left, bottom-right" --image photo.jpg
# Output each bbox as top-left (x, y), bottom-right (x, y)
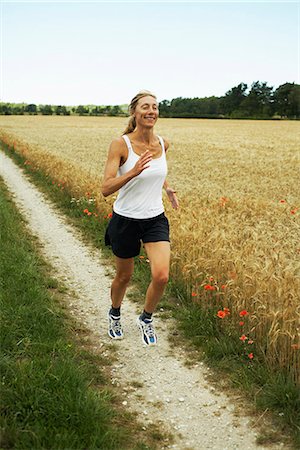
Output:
top-left (108, 312), bottom-right (123, 339)
top-left (136, 316), bottom-right (157, 346)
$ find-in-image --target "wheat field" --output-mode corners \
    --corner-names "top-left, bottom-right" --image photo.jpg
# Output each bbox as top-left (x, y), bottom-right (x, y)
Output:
top-left (0, 116), bottom-right (299, 383)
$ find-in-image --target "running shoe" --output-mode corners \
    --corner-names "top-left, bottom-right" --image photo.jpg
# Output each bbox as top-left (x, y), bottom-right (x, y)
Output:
top-left (136, 316), bottom-right (157, 346)
top-left (108, 312), bottom-right (123, 339)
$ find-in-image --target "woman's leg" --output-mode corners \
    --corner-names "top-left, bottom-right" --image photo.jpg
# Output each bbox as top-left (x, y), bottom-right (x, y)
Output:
top-left (111, 256), bottom-right (134, 308)
top-left (143, 241), bottom-right (170, 313)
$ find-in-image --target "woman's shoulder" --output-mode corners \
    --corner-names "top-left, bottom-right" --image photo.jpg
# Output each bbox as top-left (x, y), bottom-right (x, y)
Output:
top-left (111, 135), bottom-right (127, 145)
top-left (108, 136), bottom-right (128, 157)
top-left (158, 136), bottom-right (170, 151)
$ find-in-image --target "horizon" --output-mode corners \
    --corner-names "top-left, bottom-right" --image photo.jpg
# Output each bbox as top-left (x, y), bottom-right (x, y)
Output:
top-left (1, 79), bottom-right (297, 107)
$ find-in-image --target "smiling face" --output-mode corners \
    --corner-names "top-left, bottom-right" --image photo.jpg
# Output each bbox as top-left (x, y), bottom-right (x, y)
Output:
top-left (134, 95), bottom-right (159, 129)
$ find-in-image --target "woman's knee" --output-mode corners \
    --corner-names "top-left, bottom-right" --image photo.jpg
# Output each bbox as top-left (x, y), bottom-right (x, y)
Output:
top-left (152, 270), bottom-right (169, 286)
top-left (115, 271), bottom-right (132, 285)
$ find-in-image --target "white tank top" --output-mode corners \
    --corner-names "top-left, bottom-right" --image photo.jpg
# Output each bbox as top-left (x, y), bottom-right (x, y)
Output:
top-left (113, 134), bottom-right (168, 219)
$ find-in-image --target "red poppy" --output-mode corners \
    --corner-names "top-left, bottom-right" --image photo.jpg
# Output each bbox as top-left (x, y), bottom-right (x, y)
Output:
top-left (280, 200), bottom-right (286, 203)
top-left (291, 344), bottom-right (300, 350)
top-left (223, 307), bottom-right (230, 316)
top-left (239, 334), bottom-right (248, 341)
top-left (108, 213), bottom-right (113, 218)
top-left (87, 212), bottom-right (92, 216)
top-left (248, 353), bottom-right (254, 359)
top-left (83, 209), bottom-right (89, 214)
top-left (239, 310), bottom-right (248, 317)
top-left (221, 284), bottom-right (227, 290)
top-left (217, 310), bottom-right (226, 319)
top-left (204, 284), bottom-right (212, 290)
top-left (191, 292), bottom-right (197, 297)
top-left (239, 321), bottom-right (245, 326)
top-left (248, 340), bottom-right (254, 345)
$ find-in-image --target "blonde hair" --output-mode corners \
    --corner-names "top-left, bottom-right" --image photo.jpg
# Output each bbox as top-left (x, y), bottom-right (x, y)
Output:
top-left (123, 90), bottom-right (157, 134)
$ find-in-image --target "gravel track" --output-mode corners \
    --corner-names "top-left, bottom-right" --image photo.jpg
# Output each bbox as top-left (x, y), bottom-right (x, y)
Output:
top-left (0, 151), bottom-right (284, 450)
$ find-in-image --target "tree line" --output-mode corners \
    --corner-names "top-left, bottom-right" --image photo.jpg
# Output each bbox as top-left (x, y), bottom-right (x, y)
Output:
top-left (0, 103), bottom-right (125, 117)
top-left (0, 81), bottom-right (299, 119)
top-left (159, 82), bottom-right (299, 119)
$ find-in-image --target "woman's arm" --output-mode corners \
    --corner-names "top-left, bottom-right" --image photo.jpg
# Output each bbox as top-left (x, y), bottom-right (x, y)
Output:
top-left (163, 180), bottom-right (179, 209)
top-left (162, 137), bottom-right (179, 209)
top-left (101, 138), bottom-right (153, 197)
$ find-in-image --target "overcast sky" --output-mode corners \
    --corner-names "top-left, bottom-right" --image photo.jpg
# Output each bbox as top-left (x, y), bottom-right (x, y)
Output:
top-left (1, 1), bottom-right (299, 105)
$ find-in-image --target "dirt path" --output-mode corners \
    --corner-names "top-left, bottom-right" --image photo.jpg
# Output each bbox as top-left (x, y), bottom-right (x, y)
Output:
top-left (0, 151), bottom-right (284, 450)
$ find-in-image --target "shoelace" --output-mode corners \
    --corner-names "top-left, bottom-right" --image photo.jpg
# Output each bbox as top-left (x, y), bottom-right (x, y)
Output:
top-left (111, 317), bottom-right (122, 332)
top-left (144, 322), bottom-right (155, 337)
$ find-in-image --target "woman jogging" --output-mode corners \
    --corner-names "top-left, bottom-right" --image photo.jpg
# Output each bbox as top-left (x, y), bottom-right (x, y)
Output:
top-left (101, 90), bottom-right (179, 346)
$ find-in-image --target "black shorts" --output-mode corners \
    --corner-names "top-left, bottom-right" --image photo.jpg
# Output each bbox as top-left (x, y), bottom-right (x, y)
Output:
top-left (104, 211), bottom-right (170, 258)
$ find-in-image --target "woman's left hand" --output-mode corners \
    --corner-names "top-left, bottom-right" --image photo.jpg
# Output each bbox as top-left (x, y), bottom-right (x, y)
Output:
top-left (166, 187), bottom-right (179, 209)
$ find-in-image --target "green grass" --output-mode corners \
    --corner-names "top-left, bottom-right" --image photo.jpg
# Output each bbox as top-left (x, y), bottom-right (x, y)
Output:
top-left (1, 141), bottom-right (300, 448)
top-left (0, 176), bottom-right (156, 449)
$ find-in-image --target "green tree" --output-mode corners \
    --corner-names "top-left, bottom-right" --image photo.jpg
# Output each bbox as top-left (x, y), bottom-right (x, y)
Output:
top-left (240, 81), bottom-right (274, 117)
top-left (25, 104), bottom-right (37, 114)
top-left (159, 100), bottom-right (171, 117)
top-left (76, 105), bottom-right (89, 115)
top-left (55, 105), bottom-right (68, 115)
top-left (220, 83), bottom-right (248, 116)
top-left (12, 105), bottom-right (25, 115)
top-left (39, 105), bottom-right (53, 115)
top-left (108, 105), bottom-right (122, 116)
top-left (0, 103), bottom-right (12, 115)
top-left (274, 83), bottom-right (300, 118)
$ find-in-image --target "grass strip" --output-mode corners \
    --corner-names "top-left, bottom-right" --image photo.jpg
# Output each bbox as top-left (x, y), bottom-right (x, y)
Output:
top-left (0, 176), bottom-right (154, 450)
top-left (1, 142), bottom-right (299, 448)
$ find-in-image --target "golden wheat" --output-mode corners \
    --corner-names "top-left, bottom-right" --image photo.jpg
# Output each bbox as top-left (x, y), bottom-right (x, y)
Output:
top-left (0, 115), bottom-right (299, 383)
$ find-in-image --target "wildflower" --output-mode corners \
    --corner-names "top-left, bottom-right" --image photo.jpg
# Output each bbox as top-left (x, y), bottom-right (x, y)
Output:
top-left (139, 255), bottom-right (145, 259)
top-left (239, 321), bottom-right (245, 326)
top-left (209, 276), bottom-right (214, 282)
top-left (204, 284), bottom-right (215, 291)
top-left (223, 307), bottom-right (230, 316)
top-left (221, 284), bottom-right (227, 290)
top-left (291, 344), bottom-right (300, 350)
top-left (191, 292), bottom-right (197, 297)
top-left (239, 310), bottom-right (248, 317)
top-left (291, 209), bottom-right (298, 214)
top-left (239, 334), bottom-right (248, 341)
top-left (220, 196), bottom-right (229, 207)
top-left (83, 208), bottom-right (89, 214)
top-left (108, 213), bottom-right (113, 218)
top-left (279, 199), bottom-right (286, 203)
top-left (87, 212), bottom-right (92, 216)
top-left (248, 353), bottom-right (254, 359)
top-left (217, 310), bottom-right (226, 319)
top-left (248, 340), bottom-right (254, 345)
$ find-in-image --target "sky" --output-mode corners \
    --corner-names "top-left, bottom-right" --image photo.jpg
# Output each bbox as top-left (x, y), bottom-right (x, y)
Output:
top-left (0, 0), bottom-right (299, 105)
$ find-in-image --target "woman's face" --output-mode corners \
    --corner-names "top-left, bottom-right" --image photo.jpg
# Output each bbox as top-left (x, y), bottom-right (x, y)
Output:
top-left (134, 95), bottom-right (159, 128)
